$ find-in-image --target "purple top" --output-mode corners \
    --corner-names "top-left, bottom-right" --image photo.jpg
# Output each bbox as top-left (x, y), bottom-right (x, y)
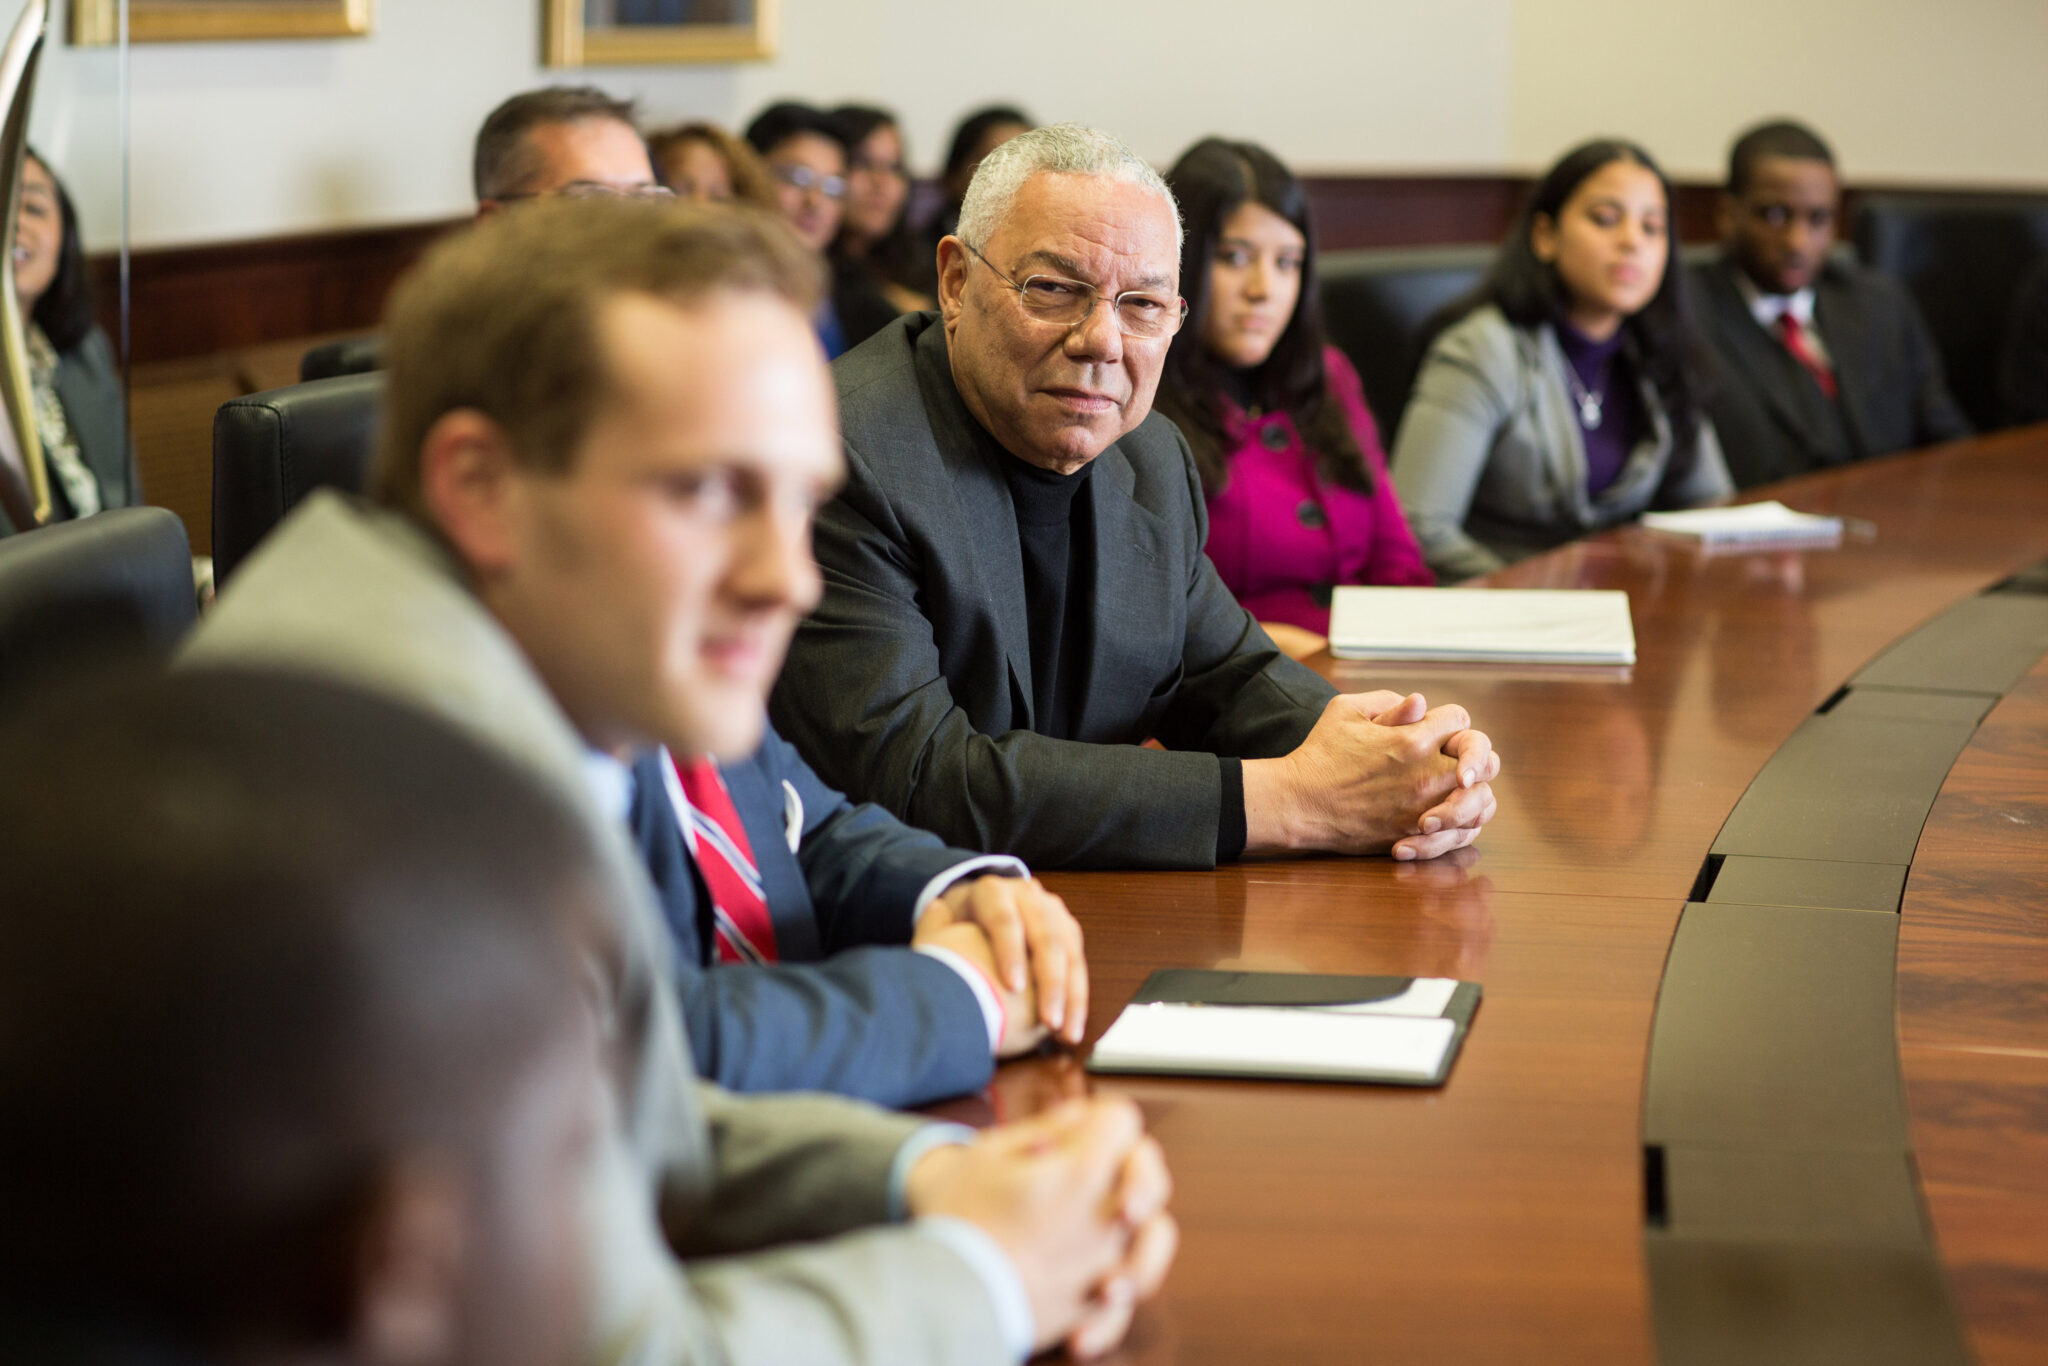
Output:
top-left (1203, 347), bottom-right (1435, 634)
top-left (1554, 320), bottom-right (1646, 496)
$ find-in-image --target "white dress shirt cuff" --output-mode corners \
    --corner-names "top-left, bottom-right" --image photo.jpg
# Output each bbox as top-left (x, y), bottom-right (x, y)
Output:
top-left (914, 943), bottom-right (1005, 1054)
top-left (915, 1216), bottom-right (1037, 1362)
top-left (886, 1120), bottom-right (978, 1220)
top-left (911, 854), bottom-right (1031, 923)
top-left (891, 1126), bottom-right (1034, 1352)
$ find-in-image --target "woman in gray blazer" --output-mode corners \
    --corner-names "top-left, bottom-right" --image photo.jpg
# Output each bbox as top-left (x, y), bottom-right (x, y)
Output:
top-left (1391, 139), bottom-right (1731, 581)
top-left (3, 150), bottom-right (141, 535)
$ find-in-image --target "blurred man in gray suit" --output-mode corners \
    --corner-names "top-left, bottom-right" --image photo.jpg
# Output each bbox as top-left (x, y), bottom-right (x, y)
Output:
top-left (772, 124), bottom-right (1499, 871)
top-left (185, 199), bottom-right (1174, 1365)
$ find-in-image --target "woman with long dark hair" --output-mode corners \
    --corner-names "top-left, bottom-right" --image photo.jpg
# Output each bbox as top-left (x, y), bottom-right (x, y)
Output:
top-left (1389, 138), bottom-right (1730, 581)
top-left (829, 104), bottom-right (934, 316)
top-left (741, 101), bottom-right (897, 358)
top-left (1157, 137), bottom-right (1430, 657)
top-left (920, 104), bottom-right (1031, 258)
top-left (3, 149), bottom-right (139, 533)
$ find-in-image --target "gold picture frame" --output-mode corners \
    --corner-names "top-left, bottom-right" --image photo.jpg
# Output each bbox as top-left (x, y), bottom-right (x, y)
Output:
top-left (544, 0), bottom-right (777, 67)
top-left (70, 0), bottom-right (371, 45)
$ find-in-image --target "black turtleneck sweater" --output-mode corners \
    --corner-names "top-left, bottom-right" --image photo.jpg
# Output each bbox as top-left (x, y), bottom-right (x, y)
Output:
top-left (1001, 453), bottom-right (1095, 742)
top-left (999, 450), bottom-right (1246, 862)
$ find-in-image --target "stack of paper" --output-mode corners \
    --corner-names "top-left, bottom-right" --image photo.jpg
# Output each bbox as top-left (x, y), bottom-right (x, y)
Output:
top-left (1087, 971), bottom-right (1480, 1087)
top-left (1090, 1004), bottom-right (1458, 1083)
top-left (1639, 500), bottom-right (1844, 549)
top-left (1328, 587), bottom-right (1635, 665)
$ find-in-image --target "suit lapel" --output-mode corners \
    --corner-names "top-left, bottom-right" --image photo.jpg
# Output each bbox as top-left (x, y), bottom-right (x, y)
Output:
top-left (1700, 259), bottom-right (1841, 456)
top-left (1075, 441), bottom-right (1177, 740)
top-left (1813, 271), bottom-right (1874, 457)
top-left (912, 320), bottom-right (1035, 727)
top-left (719, 752), bottom-right (821, 961)
top-left (627, 750), bottom-right (711, 964)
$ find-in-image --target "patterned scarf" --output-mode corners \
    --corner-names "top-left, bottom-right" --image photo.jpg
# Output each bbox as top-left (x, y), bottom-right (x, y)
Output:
top-left (26, 323), bottom-right (101, 519)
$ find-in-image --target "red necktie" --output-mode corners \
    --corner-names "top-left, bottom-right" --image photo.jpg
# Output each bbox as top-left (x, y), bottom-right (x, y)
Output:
top-left (1777, 313), bottom-right (1837, 400)
top-left (667, 751), bottom-right (779, 964)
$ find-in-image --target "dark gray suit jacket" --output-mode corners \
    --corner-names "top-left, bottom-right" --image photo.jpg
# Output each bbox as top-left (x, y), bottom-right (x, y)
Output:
top-left (2, 328), bottom-right (141, 537)
top-left (1690, 255), bottom-right (1971, 489)
top-left (770, 312), bottom-right (1336, 871)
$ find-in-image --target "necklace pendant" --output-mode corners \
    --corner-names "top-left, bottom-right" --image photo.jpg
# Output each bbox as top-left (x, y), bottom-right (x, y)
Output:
top-left (1578, 392), bottom-right (1603, 429)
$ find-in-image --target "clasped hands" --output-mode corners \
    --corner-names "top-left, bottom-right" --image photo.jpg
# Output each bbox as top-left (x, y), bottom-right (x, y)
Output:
top-left (913, 873), bottom-right (1087, 1057)
top-left (907, 1095), bottom-right (1177, 1360)
top-left (1244, 689), bottom-right (1500, 859)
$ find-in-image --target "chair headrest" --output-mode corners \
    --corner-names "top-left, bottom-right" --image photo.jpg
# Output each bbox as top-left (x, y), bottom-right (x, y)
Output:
top-left (0, 506), bottom-right (194, 700)
top-left (300, 333), bottom-right (384, 383)
top-left (212, 371), bottom-right (384, 586)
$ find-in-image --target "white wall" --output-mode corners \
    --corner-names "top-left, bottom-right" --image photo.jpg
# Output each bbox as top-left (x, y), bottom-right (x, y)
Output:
top-left (26, 0), bottom-right (2048, 252)
top-left (1507, 0), bottom-right (2048, 187)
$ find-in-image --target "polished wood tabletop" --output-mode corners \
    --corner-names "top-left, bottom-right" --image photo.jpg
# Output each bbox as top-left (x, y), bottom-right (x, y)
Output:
top-left (1900, 648), bottom-right (2048, 1366)
top-left (936, 424), bottom-right (2048, 1364)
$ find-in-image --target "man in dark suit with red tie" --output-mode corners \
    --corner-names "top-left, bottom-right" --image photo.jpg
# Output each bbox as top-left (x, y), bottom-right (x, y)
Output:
top-left (1688, 119), bottom-right (1970, 489)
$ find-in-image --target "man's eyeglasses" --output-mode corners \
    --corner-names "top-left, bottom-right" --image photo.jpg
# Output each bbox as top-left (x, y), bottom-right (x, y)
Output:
top-left (771, 164), bottom-right (849, 201)
top-left (497, 181), bottom-right (675, 204)
top-left (962, 240), bottom-right (1187, 340)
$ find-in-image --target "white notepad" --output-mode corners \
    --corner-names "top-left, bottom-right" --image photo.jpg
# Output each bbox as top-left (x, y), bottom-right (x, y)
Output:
top-left (1327, 587), bottom-right (1636, 665)
top-left (1090, 1004), bottom-right (1459, 1083)
top-left (1639, 500), bottom-right (1844, 549)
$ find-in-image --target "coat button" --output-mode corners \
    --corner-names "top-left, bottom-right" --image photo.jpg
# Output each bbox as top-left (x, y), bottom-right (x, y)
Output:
top-left (1260, 421), bottom-right (1290, 451)
top-left (1296, 500), bottom-right (1328, 529)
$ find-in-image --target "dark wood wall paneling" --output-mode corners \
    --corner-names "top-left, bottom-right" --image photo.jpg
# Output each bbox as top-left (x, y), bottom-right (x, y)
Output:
top-left (89, 177), bottom-right (2048, 366)
top-left (1299, 177), bottom-right (2005, 254)
top-left (88, 219), bottom-right (459, 367)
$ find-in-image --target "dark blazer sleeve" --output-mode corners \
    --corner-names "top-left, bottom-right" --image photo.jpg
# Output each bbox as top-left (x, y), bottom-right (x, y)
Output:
top-left (629, 750), bottom-right (993, 1109)
top-left (1147, 429), bottom-right (1336, 763)
top-left (672, 948), bottom-right (992, 1108)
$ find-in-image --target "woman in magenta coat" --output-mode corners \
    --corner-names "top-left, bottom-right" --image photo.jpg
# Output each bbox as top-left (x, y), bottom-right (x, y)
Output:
top-left (1156, 138), bottom-right (1432, 658)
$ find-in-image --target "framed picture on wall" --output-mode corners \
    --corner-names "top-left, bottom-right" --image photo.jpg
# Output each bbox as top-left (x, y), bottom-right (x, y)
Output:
top-left (544, 0), bottom-right (777, 66)
top-left (70, 0), bottom-right (372, 44)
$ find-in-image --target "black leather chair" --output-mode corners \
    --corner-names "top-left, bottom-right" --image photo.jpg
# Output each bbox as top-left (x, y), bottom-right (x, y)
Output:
top-left (300, 333), bottom-right (384, 383)
top-left (212, 371), bottom-right (383, 585)
top-left (1851, 194), bottom-right (2048, 431)
top-left (0, 505), bottom-right (195, 699)
top-left (1318, 244), bottom-right (1493, 438)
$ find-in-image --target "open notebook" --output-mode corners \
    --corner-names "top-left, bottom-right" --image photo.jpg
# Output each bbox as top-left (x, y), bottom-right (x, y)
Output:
top-left (1087, 969), bottom-right (1481, 1087)
top-left (1328, 586), bottom-right (1635, 665)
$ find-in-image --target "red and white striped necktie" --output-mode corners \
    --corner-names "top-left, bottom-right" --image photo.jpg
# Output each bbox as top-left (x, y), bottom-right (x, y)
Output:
top-left (664, 750), bottom-right (779, 964)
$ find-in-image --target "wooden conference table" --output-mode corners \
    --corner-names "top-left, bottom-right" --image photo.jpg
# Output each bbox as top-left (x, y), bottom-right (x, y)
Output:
top-left (933, 424), bottom-right (2048, 1365)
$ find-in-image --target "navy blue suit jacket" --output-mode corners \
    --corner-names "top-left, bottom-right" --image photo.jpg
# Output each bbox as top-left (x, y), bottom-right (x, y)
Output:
top-left (628, 723), bottom-right (997, 1107)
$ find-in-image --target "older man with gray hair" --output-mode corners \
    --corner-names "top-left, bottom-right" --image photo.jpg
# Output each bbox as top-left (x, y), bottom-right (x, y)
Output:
top-left (772, 124), bottom-right (1499, 872)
